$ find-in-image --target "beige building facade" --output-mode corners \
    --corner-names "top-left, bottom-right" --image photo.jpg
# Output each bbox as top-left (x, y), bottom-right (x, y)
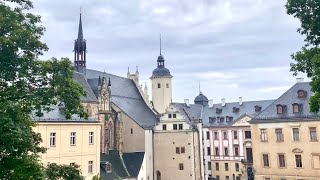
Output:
top-left (251, 81), bottom-right (320, 180)
top-left (33, 120), bottom-right (101, 180)
top-left (153, 104), bottom-right (203, 180)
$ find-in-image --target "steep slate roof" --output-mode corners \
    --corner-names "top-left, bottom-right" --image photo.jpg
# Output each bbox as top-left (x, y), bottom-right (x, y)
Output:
top-left (100, 151), bottom-right (129, 180)
top-left (122, 152), bottom-right (144, 177)
top-left (252, 82), bottom-right (320, 123)
top-left (173, 99), bottom-right (274, 127)
top-left (73, 72), bottom-right (98, 102)
top-left (32, 105), bottom-right (97, 122)
top-left (85, 69), bottom-right (157, 129)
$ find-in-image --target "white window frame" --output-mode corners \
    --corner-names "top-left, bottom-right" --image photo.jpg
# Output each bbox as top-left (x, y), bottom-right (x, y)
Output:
top-left (88, 161), bottom-right (93, 174)
top-left (89, 132), bottom-right (94, 145)
top-left (70, 132), bottom-right (76, 146)
top-left (50, 132), bottom-right (56, 147)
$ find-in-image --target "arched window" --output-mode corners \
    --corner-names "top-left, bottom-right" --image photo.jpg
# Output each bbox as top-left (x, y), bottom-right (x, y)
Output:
top-left (156, 171), bottom-right (161, 180)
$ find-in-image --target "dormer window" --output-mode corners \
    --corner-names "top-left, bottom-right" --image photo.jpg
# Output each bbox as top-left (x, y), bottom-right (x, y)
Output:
top-left (209, 117), bottom-right (216, 123)
top-left (233, 107), bottom-right (240, 113)
top-left (292, 103), bottom-right (301, 113)
top-left (227, 116), bottom-right (233, 121)
top-left (297, 90), bottom-right (307, 99)
top-left (106, 162), bottom-right (112, 173)
top-left (255, 105), bottom-right (262, 112)
top-left (276, 104), bottom-right (286, 114)
top-left (216, 108), bottom-right (222, 113)
top-left (217, 117), bottom-right (224, 123)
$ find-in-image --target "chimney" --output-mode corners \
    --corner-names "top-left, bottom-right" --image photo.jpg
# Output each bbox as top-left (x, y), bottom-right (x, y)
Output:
top-left (209, 99), bottom-right (213, 108)
top-left (221, 98), bottom-right (226, 107)
top-left (184, 99), bottom-right (190, 107)
top-left (296, 77), bottom-right (304, 83)
top-left (239, 97), bottom-right (243, 106)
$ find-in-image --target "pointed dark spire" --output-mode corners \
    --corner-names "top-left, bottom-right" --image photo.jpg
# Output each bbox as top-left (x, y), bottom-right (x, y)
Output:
top-left (74, 7), bottom-right (87, 75)
top-left (108, 78), bottom-right (111, 87)
top-left (78, 7), bottom-right (83, 40)
top-left (160, 33), bottom-right (162, 56)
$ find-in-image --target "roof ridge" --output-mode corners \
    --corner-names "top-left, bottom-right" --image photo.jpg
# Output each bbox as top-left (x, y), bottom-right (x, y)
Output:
top-left (86, 68), bottom-right (127, 79)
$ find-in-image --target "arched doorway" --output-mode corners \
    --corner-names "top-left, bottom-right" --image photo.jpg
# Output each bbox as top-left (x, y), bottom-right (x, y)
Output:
top-left (156, 171), bottom-right (161, 180)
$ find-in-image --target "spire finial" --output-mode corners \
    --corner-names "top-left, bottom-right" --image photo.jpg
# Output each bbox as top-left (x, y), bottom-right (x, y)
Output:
top-left (160, 33), bottom-right (162, 56)
top-left (199, 81), bottom-right (201, 94)
top-left (80, 6), bottom-right (82, 15)
top-left (77, 7), bottom-right (83, 40)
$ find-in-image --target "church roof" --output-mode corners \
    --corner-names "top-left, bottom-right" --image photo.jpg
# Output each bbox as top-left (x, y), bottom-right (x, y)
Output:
top-left (85, 69), bottom-right (157, 129)
top-left (73, 72), bottom-right (98, 102)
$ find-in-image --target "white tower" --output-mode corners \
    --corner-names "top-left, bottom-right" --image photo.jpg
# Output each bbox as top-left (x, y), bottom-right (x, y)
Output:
top-left (150, 36), bottom-right (172, 114)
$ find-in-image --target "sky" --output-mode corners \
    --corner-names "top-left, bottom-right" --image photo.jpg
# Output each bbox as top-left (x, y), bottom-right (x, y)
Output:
top-left (32, 0), bottom-right (308, 104)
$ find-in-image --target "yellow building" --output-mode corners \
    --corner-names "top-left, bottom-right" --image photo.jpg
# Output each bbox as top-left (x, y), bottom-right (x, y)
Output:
top-left (32, 106), bottom-right (101, 180)
top-left (250, 80), bottom-right (320, 180)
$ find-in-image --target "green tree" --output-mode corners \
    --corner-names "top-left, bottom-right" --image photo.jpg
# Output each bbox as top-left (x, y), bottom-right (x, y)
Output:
top-left (286, 0), bottom-right (320, 112)
top-left (0, 0), bottom-right (86, 179)
top-left (91, 174), bottom-right (103, 180)
top-left (45, 163), bottom-right (84, 180)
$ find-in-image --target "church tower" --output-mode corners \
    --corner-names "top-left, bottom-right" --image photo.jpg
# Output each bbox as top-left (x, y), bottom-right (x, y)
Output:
top-left (74, 10), bottom-right (87, 75)
top-left (150, 36), bottom-right (172, 114)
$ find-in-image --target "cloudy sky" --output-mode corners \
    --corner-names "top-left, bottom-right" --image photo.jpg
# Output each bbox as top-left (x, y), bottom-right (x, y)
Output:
top-left (33, 0), bottom-right (307, 104)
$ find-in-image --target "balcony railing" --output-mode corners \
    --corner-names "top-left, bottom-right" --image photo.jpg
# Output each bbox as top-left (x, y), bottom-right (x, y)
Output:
top-left (241, 158), bottom-right (253, 165)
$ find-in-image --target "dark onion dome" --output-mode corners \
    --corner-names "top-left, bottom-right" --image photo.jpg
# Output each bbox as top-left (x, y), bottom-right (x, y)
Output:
top-left (194, 92), bottom-right (209, 106)
top-left (151, 55), bottom-right (172, 78)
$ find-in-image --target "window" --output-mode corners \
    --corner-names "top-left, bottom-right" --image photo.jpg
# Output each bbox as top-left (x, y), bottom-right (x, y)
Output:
top-left (173, 124), bottom-right (177, 130)
top-left (235, 163), bottom-right (239, 172)
top-left (173, 114), bottom-right (176, 118)
top-left (265, 178), bottom-right (270, 180)
top-left (70, 132), bottom-right (76, 145)
top-left (157, 83), bottom-right (161, 88)
top-left (216, 175), bottom-right (220, 180)
top-left (295, 154), bottom-right (303, 168)
top-left (178, 124), bottom-right (183, 130)
top-left (215, 162), bottom-right (219, 171)
top-left (88, 161), bottom-right (93, 174)
top-left (168, 114), bottom-right (172, 118)
top-left (214, 132), bottom-right (218, 139)
top-left (106, 163), bottom-right (112, 172)
top-left (261, 129), bottom-right (267, 141)
top-left (293, 103), bottom-right (300, 113)
top-left (293, 128), bottom-right (299, 141)
top-left (234, 131), bottom-right (238, 139)
top-left (50, 132), bottom-right (56, 147)
top-left (245, 131), bottom-right (251, 139)
top-left (278, 154), bottom-right (286, 167)
top-left (277, 104), bottom-right (283, 114)
top-left (208, 162), bottom-right (211, 170)
top-left (162, 124), bottom-right (167, 130)
top-left (280, 179), bottom-right (287, 180)
top-left (89, 132), bottom-right (94, 145)
top-left (263, 154), bottom-right (269, 167)
top-left (181, 147), bottom-right (185, 153)
top-left (207, 147), bottom-right (211, 155)
top-left (70, 162), bottom-right (75, 166)
top-left (166, 83), bottom-right (169, 88)
top-left (215, 147), bottom-right (219, 155)
top-left (225, 163), bottom-right (229, 171)
top-left (226, 176), bottom-right (229, 180)
top-left (310, 127), bottom-right (317, 141)
top-left (176, 147), bottom-right (180, 154)
top-left (276, 128), bottom-right (284, 142)
top-left (131, 128), bottom-right (133, 134)
top-left (312, 155), bottom-right (320, 168)
top-left (224, 148), bottom-right (228, 156)
top-left (206, 131), bottom-right (210, 140)
top-left (223, 131), bottom-right (228, 139)
top-left (179, 163), bottom-right (184, 170)
top-left (234, 147), bottom-right (239, 156)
